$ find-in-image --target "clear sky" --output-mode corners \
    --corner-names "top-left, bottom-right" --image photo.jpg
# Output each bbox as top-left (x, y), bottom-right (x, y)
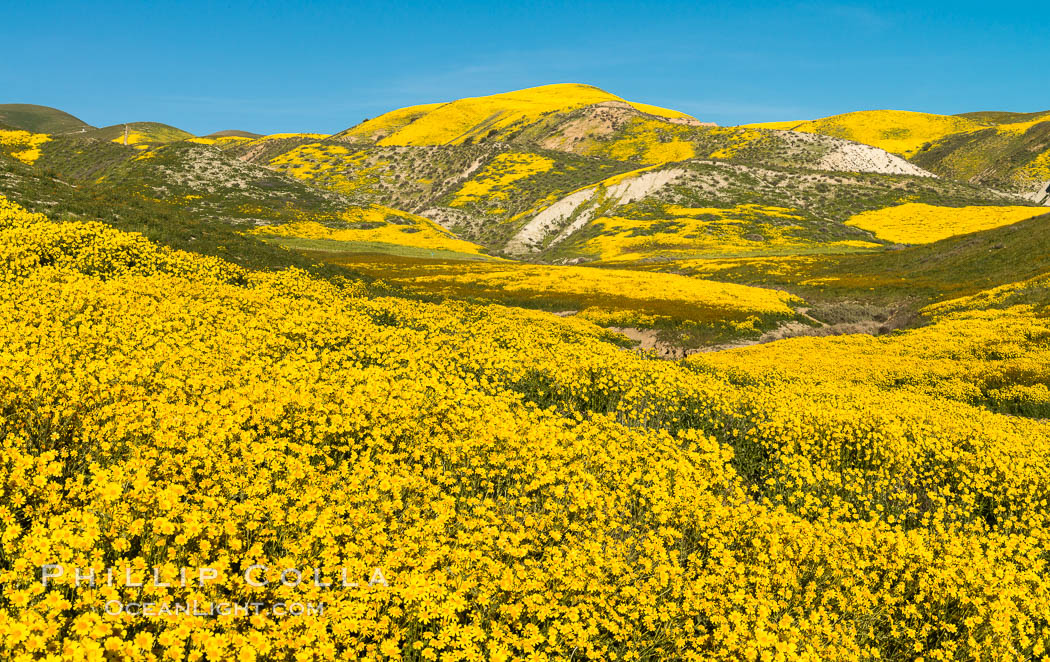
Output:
top-left (3, 0), bottom-right (1048, 135)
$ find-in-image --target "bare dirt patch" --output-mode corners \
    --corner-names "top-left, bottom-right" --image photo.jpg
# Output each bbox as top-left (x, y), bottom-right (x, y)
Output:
top-left (505, 167), bottom-right (687, 255)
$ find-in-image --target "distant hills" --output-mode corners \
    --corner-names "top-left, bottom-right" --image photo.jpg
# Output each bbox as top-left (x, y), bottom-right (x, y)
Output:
top-left (2, 85), bottom-right (1047, 266)
top-left (205, 129), bottom-right (262, 139)
top-left (0, 105), bottom-right (259, 145)
top-left (0, 103), bottom-right (93, 133)
top-left (215, 84), bottom-right (1029, 262)
top-left (84, 121), bottom-right (195, 146)
top-left (321, 83), bottom-right (921, 172)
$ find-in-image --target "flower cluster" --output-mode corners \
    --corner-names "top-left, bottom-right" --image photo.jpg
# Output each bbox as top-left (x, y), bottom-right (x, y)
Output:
top-left (252, 205), bottom-right (487, 257)
top-left (0, 130), bottom-right (51, 164)
top-left (846, 203), bottom-right (1046, 244)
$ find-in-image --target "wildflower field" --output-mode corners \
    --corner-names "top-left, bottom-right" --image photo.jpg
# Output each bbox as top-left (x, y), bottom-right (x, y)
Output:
top-left (361, 84), bottom-right (693, 147)
top-left (745, 109), bottom-right (1050, 200)
top-left (745, 110), bottom-right (985, 157)
top-left (2, 181), bottom-right (1050, 662)
top-left (2, 76), bottom-right (1050, 662)
top-left (324, 255), bottom-right (802, 342)
top-left (845, 203), bottom-right (1047, 244)
top-left (0, 130), bottom-right (50, 165)
top-left (251, 206), bottom-right (490, 259)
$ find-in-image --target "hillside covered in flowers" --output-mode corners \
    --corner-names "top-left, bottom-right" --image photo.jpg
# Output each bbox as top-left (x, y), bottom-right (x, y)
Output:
top-left (1, 79), bottom-right (1050, 661)
top-left (1, 183), bottom-right (1050, 660)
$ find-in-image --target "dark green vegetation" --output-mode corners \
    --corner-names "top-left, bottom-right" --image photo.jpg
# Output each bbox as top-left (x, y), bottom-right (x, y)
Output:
top-left (956, 110), bottom-right (1050, 125)
top-left (35, 136), bottom-right (356, 227)
top-left (912, 122), bottom-right (1050, 198)
top-left (812, 210), bottom-right (1050, 302)
top-left (36, 134), bottom-right (138, 180)
top-left (0, 103), bottom-right (92, 133)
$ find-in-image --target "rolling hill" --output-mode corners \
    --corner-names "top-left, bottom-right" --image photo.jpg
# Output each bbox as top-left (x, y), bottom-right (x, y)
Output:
top-left (34, 136), bottom-right (373, 228)
top-left (641, 207), bottom-right (1050, 320)
top-left (911, 118), bottom-right (1050, 204)
top-left (0, 103), bottom-right (93, 133)
top-left (312, 84), bottom-right (932, 173)
top-left (743, 110), bottom-right (986, 157)
top-left (496, 161), bottom-right (1028, 262)
top-left (5, 87), bottom-right (1047, 276)
top-left (0, 148), bottom-right (355, 276)
top-left (744, 109), bottom-right (1050, 203)
top-left (957, 110), bottom-right (1050, 125)
top-left (331, 83), bottom-right (700, 147)
top-left (223, 84), bottom-right (1045, 261)
top-left (251, 138), bottom-right (1025, 261)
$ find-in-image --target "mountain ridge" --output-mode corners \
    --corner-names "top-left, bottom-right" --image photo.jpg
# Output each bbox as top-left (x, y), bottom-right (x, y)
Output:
top-left (4, 85), bottom-right (1046, 268)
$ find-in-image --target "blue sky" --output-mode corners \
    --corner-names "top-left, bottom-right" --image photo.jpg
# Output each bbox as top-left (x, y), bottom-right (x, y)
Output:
top-left (3, 0), bottom-right (1048, 135)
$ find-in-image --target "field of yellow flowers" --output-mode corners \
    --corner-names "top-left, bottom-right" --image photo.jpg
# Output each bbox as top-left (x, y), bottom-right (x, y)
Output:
top-left (362, 84), bottom-right (690, 148)
top-left (330, 255), bottom-right (801, 343)
top-left (745, 110), bottom-right (985, 157)
top-left (845, 203), bottom-right (1047, 244)
top-left (1, 193), bottom-right (1050, 661)
top-left (0, 130), bottom-right (50, 165)
top-left (251, 205), bottom-right (489, 258)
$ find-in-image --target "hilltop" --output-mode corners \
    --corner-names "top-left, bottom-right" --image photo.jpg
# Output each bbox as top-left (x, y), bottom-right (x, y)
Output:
top-left (911, 117), bottom-right (1050, 204)
top-left (333, 83), bottom-right (700, 147)
top-left (0, 103), bottom-right (93, 133)
top-left (314, 84), bottom-right (928, 172)
top-left (83, 121), bottom-right (195, 146)
top-left (204, 129), bottom-right (262, 138)
top-left (957, 110), bottom-right (1050, 125)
